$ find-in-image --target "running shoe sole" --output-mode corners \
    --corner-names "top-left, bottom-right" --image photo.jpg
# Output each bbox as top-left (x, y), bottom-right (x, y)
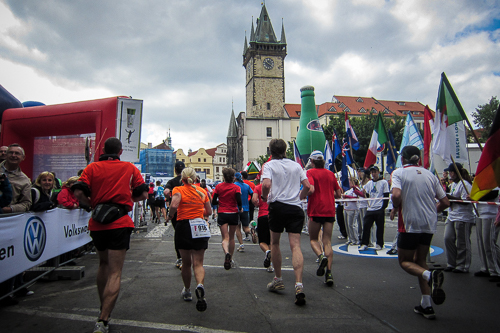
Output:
top-left (224, 253), bottom-right (231, 270)
top-left (195, 286), bottom-right (207, 312)
top-left (430, 270), bottom-right (445, 305)
top-left (251, 228), bottom-right (257, 244)
top-left (263, 251), bottom-right (271, 268)
top-left (295, 290), bottom-right (306, 306)
top-left (316, 256), bottom-right (328, 276)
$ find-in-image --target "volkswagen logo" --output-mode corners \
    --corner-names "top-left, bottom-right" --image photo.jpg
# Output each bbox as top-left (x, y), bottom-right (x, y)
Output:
top-left (24, 216), bottom-right (47, 262)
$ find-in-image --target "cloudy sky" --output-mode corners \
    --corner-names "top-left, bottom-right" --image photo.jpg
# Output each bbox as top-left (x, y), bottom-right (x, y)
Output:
top-left (1, 0), bottom-right (499, 154)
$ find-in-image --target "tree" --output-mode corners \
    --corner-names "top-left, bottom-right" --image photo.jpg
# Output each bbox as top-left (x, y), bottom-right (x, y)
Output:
top-left (256, 141), bottom-right (294, 166)
top-left (471, 96), bottom-right (499, 142)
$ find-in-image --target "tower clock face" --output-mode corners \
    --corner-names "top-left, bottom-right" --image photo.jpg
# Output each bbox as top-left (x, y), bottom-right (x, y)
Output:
top-left (263, 57), bottom-right (274, 70)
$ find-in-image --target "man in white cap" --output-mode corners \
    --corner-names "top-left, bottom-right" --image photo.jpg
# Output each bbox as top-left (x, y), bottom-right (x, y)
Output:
top-left (306, 150), bottom-right (341, 286)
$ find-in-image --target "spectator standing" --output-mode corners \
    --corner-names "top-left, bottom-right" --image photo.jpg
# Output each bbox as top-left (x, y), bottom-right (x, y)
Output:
top-left (0, 144), bottom-right (32, 306)
top-left (31, 171), bottom-right (56, 211)
top-left (57, 176), bottom-right (80, 209)
top-left (72, 137), bottom-right (148, 333)
top-left (359, 165), bottom-right (390, 251)
top-left (443, 163), bottom-right (475, 273)
top-left (474, 188), bottom-right (500, 282)
top-left (261, 139), bottom-right (311, 305)
top-left (390, 146), bottom-right (450, 319)
top-left (0, 146), bottom-right (8, 163)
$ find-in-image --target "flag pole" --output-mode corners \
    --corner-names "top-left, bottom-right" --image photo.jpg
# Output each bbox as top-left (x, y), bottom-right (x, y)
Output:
top-left (450, 155), bottom-right (480, 217)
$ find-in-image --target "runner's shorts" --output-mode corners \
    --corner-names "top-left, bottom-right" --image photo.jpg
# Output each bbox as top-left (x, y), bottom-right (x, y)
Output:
top-left (268, 201), bottom-right (305, 234)
top-left (397, 232), bottom-right (433, 250)
top-left (175, 219), bottom-right (209, 251)
top-left (217, 212), bottom-right (239, 226)
top-left (90, 227), bottom-right (134, 251)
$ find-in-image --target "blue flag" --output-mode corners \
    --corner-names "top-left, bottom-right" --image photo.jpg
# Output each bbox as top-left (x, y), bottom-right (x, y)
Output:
top-left (386, 130), bottom-right (398, 174)
top-left (332, 128), bottom-right (342, 159)
top-left (342, 135), bottom-right (353, 165)
top-left (341, 152), bottom-right (350, 190)
top-left (396, 113), bottom-right (424, 167)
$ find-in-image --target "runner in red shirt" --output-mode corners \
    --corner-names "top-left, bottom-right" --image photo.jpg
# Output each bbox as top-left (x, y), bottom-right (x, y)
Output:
top-left (252, 182), bottom-right (273, 272)
top-left (211, 168), bottom-right (242, 270)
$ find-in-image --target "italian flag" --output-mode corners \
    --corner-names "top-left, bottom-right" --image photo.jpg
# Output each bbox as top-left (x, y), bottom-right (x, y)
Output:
top-left (364, 113), bottom-right (388, 169)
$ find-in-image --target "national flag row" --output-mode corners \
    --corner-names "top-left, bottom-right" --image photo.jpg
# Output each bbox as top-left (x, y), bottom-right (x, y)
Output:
top-left (291, 72), bottom-right (500, 201)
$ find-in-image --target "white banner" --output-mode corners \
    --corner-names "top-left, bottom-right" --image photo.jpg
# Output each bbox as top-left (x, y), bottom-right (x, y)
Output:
top-left (117, 98), bottom-right (143, 163)
top-left (0, 209), bottom-right (92, 283)
top-left (446, 121), bottom-right (468, 164)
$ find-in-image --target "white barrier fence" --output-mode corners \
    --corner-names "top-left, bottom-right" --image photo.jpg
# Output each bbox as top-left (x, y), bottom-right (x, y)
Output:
top-left (0, 208), bottom-right (92, 284)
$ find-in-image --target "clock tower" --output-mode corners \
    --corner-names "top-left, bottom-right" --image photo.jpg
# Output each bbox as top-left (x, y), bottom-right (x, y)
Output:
top-left (243, 4), bottom-right (287, 118)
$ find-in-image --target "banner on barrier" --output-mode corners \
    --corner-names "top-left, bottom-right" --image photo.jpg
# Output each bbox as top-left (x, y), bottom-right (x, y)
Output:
top-left (0, 209), bottom-right (92, 283)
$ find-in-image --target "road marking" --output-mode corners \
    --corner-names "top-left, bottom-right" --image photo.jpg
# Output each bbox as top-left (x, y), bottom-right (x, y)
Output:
top-left (332, 243), bottom-right (444, 258)
top-left (5, 307), bottom-right (246, 333)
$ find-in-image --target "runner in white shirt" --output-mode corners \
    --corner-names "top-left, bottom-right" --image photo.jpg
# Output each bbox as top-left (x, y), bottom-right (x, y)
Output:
top-left (390, 146), bottom-right (450, 319)
top-left (261, 139), bottom-right (311, 306)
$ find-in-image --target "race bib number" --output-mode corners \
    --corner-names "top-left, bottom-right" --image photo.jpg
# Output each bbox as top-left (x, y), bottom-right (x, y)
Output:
top-left (189, 218), bottom-right (211, 238)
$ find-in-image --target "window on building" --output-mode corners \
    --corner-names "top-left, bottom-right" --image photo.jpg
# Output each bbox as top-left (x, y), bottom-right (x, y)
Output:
top-left (328, 106), bottom-right (336, 112)
top-left (356, 97), bottom-right (364, 102)
top-left (205, 169), bottom-right (210, 175)
top-left (216, 167), bottom-right (219, 172)
top-left (344, 107), bottom-right (350, 112)
top-left (198, 158), bottom-right (200, 162)
top-left (339, 103), bottom-right (345, 108)
top-left (398, 102), bottom-right (406, 106)
top-left (204, 158), bottom-right (206, 162)
top-left (267, 103), bottom-right (271, 110)
top-left (267, 127), bottom-right (272, 137)
top-left (297, 111), bottom-right (301, 116)
top-left (182, 159), bottom-right (185, 162)
top-left (223, 157), bottom-right (225, 163)
top-left (359, 107), bottom-right (366, 113)
top-left (401, 110), bottom-right (409, 115)
top-left (383, 108), bottom-right (390, 114)
top-left (413, 111), bottom-right (420, 115)
top-left (195, 168), bottom-right (201, 172)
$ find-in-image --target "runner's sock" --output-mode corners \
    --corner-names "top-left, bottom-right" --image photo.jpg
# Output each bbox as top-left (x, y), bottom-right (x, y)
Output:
top-left (422, 270), bottom-right (431, 282)
top-left (295, 282), bottom-right (303, 288)
top-left (421, 295), bottom-right (432, 308)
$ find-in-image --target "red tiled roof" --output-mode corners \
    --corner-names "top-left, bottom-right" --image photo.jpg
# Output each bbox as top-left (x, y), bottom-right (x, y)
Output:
top-left (284, 96), bottom-right (434, 119)
top-left (205, 148), bottom-right (216, 157)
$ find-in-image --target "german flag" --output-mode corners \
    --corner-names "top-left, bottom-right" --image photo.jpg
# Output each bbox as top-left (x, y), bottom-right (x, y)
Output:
top-left (471, 104), bottom-right (500, 200)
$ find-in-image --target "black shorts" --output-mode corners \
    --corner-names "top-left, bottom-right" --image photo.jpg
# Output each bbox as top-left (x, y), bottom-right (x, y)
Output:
top-left (217, 213), bottom-right (239, 226)
top-left (238, 211), bottom-right (250, 227)
top-left (268, 201), bottom-right (305, 234)
top-left (90, 227), bottom-right (134, 251)
top-left (155, 198), bottom-right (166, 208)
top-left (257, 215), bottom-right (270, 245)
top-left (310, 216), bottom-right (335, 224)
top-left (397, 233), bottom-right (433, 251)
top-left (174, 220), bottom-right (209, 251)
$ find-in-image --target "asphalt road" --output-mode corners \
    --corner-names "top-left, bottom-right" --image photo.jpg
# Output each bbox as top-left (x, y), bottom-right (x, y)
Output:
top-left (0, 214), bottom-right (497, 333)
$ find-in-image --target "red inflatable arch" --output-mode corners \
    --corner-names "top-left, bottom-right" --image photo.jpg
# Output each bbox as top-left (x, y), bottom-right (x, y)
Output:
top-left (0, 97), bottom-right (129, 179)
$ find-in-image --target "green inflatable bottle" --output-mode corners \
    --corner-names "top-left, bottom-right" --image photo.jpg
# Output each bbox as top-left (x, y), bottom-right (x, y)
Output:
top-left (295, 85), bottom-right (326, 159)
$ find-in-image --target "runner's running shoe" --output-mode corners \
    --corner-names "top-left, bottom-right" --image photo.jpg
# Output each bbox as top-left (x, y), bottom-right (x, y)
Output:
top-left (181, 287), bottom-right (192, 301)
top-left (195, 285), bottom-right (207, 312)
top-left (295, 285), bottom-right (306, 306)
top-left (251, 227), bottom-right (257, 244)
top-left (267, 278), bottom-right (285, 291)
top-left (237, 244), bottom-right (245, 252)
top-left (316, 254), bottom-right (328, 276)
top-left (263, 250), bottom-right (271, 268)
top-left (325, 272), bottom-right (334, 286)
top-left (414, 305), bottom-right (436, 319)
top-left (429, 270), bottom-right (446, 305)
top-left (93, 321), bottom-right (109, 333)
top-left (224, 253), bottom-right (232, 270)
